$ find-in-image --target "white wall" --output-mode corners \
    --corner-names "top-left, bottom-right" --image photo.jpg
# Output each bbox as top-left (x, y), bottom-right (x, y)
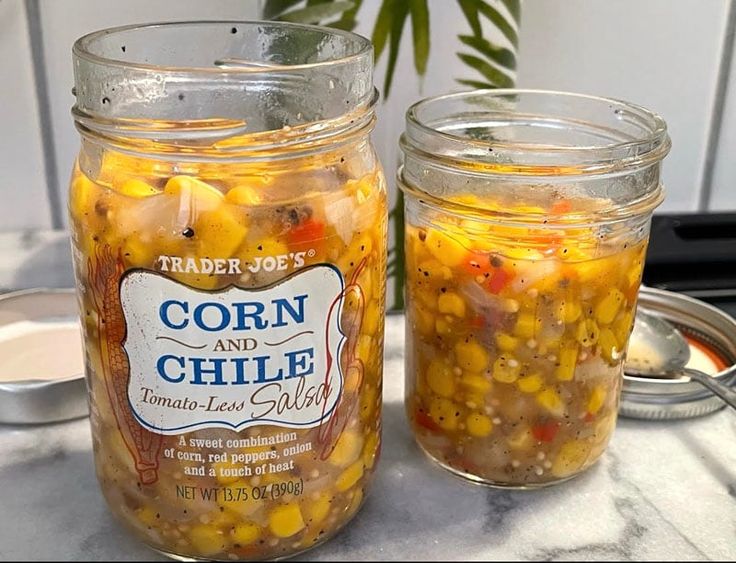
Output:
top-left (1, 0), bottom-right (735, 230)
top-left (0, 0), bottom-right (51, 230)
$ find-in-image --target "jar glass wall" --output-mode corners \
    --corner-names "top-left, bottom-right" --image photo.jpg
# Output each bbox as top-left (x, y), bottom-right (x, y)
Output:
top-left (399, 90), bottom-right (669, 488)
top-left (69, 22), bottom-right (386, 560)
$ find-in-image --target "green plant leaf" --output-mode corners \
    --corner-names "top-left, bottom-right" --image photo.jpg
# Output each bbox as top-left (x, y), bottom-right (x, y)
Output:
top-left (457, 0), bottom-right (482, 37)
top-left (264, 0), bottom-right (304, 19)
top-left (330, 0), bottom-right (364, 30)
top-left (383, 1), bottom-right (410, 97)
top-left (372, 0), bottom-right (395, 61)
top-left (456, 78), bottom-right (497, 90)
top-left (408, 0), bottom-right (430, 76)
top-left (278, 1), bottom-right (355, 24)
top-left (457, 53), bottom-right (514, 87)
top-left (467, 0), bottom-right (518, 48)
top-left (458, 34), bottom-right (516, 70)
top-left (501, 0), bottom-right (521, 24)
top-left (388, 190), bottom-right (406, 310)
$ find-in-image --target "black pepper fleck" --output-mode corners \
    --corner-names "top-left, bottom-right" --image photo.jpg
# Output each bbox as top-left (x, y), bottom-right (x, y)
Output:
top-left (182, 227), bottom-right (195, 238)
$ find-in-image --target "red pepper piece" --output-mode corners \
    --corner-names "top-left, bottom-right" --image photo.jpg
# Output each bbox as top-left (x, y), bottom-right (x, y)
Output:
top-left (486, 267), bottom-right (512, 294)
top-left (415, 410), bottom-right (441, 433)
top-left (287, 219), bottom-right (326, 253)
top-left (532, 421), bottom-right (561, 442)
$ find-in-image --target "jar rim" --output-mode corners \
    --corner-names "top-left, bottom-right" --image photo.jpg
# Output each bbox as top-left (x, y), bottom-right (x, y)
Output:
top-left (71, 21), bottom-right (376, 156)
top-left (73, 20), bottom-right (373, 75)
top-left (403, 89), bottom-right (670, 176)
top-left (399, 89), bottom-right (669, 226)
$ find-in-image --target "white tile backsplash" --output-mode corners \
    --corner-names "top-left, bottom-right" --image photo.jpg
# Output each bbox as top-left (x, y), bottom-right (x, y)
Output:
top-left (1, 0), bottom-right (736, 231)
top-left (0, 0), bottom-right (52, 230)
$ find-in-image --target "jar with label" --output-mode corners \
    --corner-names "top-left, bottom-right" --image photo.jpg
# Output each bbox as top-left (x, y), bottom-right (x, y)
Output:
top-left (69, 22), bottom-right (386, 560)
top-left (399, 90), bottom-right (669, 487)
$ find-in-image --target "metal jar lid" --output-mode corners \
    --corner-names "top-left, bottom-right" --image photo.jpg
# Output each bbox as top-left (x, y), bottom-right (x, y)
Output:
top-left (0, 288), bottom-right (88, 424)
top-left (621, 286), bottom-right (736, 420)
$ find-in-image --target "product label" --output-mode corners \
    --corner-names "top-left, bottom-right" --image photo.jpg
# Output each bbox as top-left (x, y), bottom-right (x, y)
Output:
top-left (119, 265), bottom-right (345, 435)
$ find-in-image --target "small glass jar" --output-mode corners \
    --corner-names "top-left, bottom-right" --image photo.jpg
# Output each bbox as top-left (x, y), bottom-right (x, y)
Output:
top-left (69, 22), bottom-right (386, 560)
top-left (399, 90), bottom-right (669, 488)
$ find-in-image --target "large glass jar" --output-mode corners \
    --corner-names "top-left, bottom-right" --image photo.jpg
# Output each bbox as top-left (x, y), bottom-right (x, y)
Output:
top-left (68, 22), bottom-right (386, 560)
top-left (400, 90), bottom-right (669, 488)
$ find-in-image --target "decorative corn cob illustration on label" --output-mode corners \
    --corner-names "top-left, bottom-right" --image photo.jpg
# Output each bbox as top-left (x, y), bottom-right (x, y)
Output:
top-left (120, 267), bottom-right (346, 434)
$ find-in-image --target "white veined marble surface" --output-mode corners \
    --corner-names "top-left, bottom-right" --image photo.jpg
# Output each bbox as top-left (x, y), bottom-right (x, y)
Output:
top-left (0, 231), bottom-right (735, 560)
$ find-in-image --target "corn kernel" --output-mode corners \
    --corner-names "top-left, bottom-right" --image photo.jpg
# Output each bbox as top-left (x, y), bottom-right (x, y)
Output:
top-left (587, 385), bottom-right (607, 414)
top-left (69, 174), bottom-right (97, 221)
top-left (135, 506), bottom-right (158, 527)
top-left (418, 259), bottom-right (453, 282)
top-left (362, 431), bottom-right (379, 469)
top-left (613, 310), bottom-right (634, 345)
top-left (536, 388), bottom-right (565, 417)
top-left (595, 288), bottom-right (625, 325)
top-left (329, 430), bottom-right (364, 467)
top-left (429, 397), bottom-right (461, 430)
top-left (551, 440), bottom-right (592, 478)
top-left (495, 332), bottom-right (519, 353)
top-left (466, 413), bottom-right (494, 437)
top-left (189, 524), bottom-right (228, 556)
top-left (116, 178), bottom-right (158, 198)
top-left (240, 237), bottom-right (289, 267)
top-left (626, 262), bottom-right (643, 290)
top-left (347, 487), bottom-right (364, 516)
top-left (217, 481), bottom-right (261, 517)
top-left (212, 460), bottom-right (242, 485)
top-left (424, 229), bottom-right (469, 267)
top-left (576, 318), bottom-right (600, 347)
top-left (304, 493), bottom-right (332, 525)
top-left (360, 385), bottom-right (377, 423)
top-left (507, 427), bottom-right (533, 450)
top-left (455, 339), bottom-right (489, 372)
top-left (195, 206), bottom-right (248, 258)
top-left (517, 372), bottom-right (543, 393)
top-left (435, 317), bottom-right (453, 336)
top-left (164, 175), bottom-right (224, 212)
top-left (226, 184), bottom-right (262, 205)
top-left (231, 522), bottom-right (261, 546)
top-left (268, 504), bottom-right (306, 538)
top-left (426, 360), bottom-right (456, 397)
top-left (336, 461), bottom-right (364, 492)
top-left (599, 328), bottom-right (619, 364)
top-left (558, 299), bottom-right (582, 323)
top-left (492, 356), bottom-right (521, 383)
top-left (556, 341), bottom-right (579, 381)
top-left (414, 306), bottom-right (435, 336)
top-left (438, 292), bottom-right (466, 318)
top-left (514, 312), bottom-right (541, 339)
top-left (460, 372), bottom-right (492, 394)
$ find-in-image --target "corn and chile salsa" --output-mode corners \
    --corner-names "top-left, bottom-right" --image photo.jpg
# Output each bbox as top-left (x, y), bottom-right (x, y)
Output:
top-left (404, 194), bottom-right (646, 486)
top-left (69, 145), bottom-right (387, 559)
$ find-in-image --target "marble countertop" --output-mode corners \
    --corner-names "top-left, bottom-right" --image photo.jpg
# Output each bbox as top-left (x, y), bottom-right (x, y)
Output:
top-left (1, 231), bottom-right (735, 561)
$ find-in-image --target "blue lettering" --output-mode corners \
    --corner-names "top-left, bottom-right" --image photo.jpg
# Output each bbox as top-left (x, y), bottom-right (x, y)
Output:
top-left (285, 347), bottom-right (314, 379)
top-left (157, 355), bottom-right (186, 383)
top-left (272, 295), bottom-right (307, 327)
top-left (253, 355), bottom-right (283, 383)
top-left (232, 357), bottom-right (251, 385)
top-left (233, 302), bottom-right (268, 330)
top-left (160, 300), bottom-right (189, 330)
top-left (193, 303), bottom-right (230, 332)
top-left (190, 358), bottom-right (228, 385)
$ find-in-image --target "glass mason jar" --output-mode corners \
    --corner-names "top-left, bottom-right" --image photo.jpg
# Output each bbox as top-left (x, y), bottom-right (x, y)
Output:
top-left (400, 90), bottom-right (669, 488)
top-left (68, 22), bottom-right (386, 560)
